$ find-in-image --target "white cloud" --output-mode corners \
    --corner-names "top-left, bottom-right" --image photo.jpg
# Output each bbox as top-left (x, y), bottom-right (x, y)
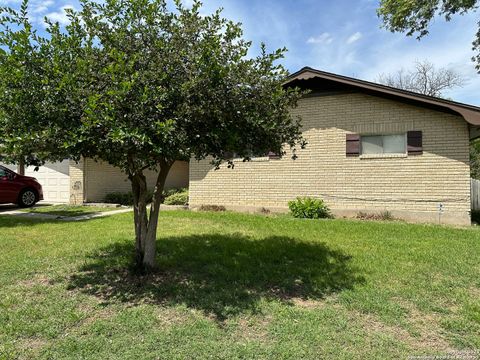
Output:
top-left (45, 5), bottom-right (75, 26)
top-left (32, 0), bottom-right (54, 14)
top-left (307, 32), bottom-right (333, 45)
top-left (346, 31), bottom-right (362, 44)
top-left (0, 0), bottom-right (21, 5)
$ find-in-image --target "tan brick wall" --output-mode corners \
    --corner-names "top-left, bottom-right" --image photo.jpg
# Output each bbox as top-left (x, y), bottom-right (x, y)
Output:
top-left (69, 159), bottom-right (84, 205)
top-left (69, 159), bottom-right (189, 203)
top-left (189, 92), bottom-right (471, 225)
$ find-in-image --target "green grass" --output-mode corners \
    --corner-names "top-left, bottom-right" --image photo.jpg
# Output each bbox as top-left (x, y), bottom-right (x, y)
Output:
top-left (0, 211), bottom-right (479, 359)
top-left (23, 205), bottom-right (120, 217)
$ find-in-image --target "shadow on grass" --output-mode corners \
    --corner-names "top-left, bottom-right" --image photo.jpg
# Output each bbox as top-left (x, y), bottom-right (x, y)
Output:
top-left (0, 212), bottom-right (103, 228)
top-left (29, 210), bottom-right (104, 217)
top-left (67, 234), bottom-right (364, 321)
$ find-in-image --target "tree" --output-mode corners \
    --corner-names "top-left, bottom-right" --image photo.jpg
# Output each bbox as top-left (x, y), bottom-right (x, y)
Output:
top-left (0, 1), bottom-right (85, 171)
top-left (376, 59), bottom-right (465, 97)
top-left (470, 139), bottom-right (480, 179)
top-left (0, 0), bottom-right (305, 270)
top-left (377, 0), bottom-right (480, 72)
top-left (0, 2), bottom-right (57, 173)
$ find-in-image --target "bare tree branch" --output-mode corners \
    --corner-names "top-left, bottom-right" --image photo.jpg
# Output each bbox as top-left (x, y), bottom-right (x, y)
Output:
top-left (376, 59), bottom-right (465, 98)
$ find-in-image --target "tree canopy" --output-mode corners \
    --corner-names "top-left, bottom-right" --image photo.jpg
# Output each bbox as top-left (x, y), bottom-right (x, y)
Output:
top-left (377, 0), bottom-right (480, 72)
top-left (0, 0), bottom-right (305, 269)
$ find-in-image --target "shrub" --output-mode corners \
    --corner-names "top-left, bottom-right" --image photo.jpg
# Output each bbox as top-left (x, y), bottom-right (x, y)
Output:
top-left (288, 197), bottom-right (332, 219)
top-left (163, 187), bottom-right (182, 198)
top-left (356, 211), bottom-right (394, 221)
top-left (104, 192), bottom-right (135, 206)
top-left (104, 188), bottom-right (187, 206)
top-left (199, 205), bottom-right (226, 212)
top-left (163, 188), bottom-right (189, 205)
top-left (380, 211), bottom-right (394, 221)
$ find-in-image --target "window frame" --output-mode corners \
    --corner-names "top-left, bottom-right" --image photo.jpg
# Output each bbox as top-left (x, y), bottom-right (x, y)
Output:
top-left (360, 133), bottom-right (407, 156)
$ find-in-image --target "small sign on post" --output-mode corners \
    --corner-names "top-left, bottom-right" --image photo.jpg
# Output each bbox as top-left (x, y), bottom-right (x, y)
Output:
top-left (438, 203), bottom-right (444, 224)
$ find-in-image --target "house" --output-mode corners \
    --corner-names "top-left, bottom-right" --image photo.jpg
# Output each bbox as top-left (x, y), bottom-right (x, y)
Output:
top-left (1, 159), bottom-right (189, 204)
top-left (3, 67), bottom-right (480, 225)
top-left (189, 67), bottom-right (480, 225)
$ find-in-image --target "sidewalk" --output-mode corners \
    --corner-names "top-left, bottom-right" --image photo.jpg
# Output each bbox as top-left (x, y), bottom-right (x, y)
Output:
top-left (0, 207), bottom-right (133, 221)
top-left (0, 204), bottom-right (187, 221)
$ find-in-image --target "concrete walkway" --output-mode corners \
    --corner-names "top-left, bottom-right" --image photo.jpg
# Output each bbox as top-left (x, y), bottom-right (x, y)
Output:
top-left (0, 207), bottom-right (133, 221)
top-left (0, 204), bottom-right (187, 221)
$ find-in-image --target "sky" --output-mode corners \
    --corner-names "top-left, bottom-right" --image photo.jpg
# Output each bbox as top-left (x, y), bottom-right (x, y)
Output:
top-left (2, 0), bottom-right (480, 105)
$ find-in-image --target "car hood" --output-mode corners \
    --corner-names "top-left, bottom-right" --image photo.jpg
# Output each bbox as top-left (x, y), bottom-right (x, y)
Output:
top-left (17, 175), bottom-right (38, 182)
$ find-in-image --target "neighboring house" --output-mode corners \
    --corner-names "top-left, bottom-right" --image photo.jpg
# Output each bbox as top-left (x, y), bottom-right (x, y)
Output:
top-left (1, 159), bottom-right (189, 204)
top-left (189, 67), bottom-right (480, 225)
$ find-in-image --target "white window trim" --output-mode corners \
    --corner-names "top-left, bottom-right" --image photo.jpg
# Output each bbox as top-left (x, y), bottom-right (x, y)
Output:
top-left (360, 153), bottom-right (408, 159)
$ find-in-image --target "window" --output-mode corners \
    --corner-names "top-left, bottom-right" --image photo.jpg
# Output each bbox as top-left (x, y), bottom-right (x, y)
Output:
top-left (361, 134), bottom-right (406, 155)
top-left (0, 167), bottom-right (8, 178)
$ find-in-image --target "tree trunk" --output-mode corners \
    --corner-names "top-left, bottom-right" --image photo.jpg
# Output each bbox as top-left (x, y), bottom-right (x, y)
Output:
top-left (131, 172), bottom-right (148, 268)
top-left (143, 161), bottom-right (172, 269)
top-left (18, 158), bottom-right (25, 176)
top-left (130, 160), bottom-right (172, 271)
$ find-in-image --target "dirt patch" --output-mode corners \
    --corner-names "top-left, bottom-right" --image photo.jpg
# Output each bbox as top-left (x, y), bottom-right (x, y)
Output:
top-left (467, 286), bottom-right (480, 299)
top-left (350, 300), bottom-right (454, 353)
top-left (396, 299), bottom-right (454, 352)
top-left (16, 337), bottom-right (48, 359)
top-left (231, 315), bottom-right (272, 343)
top-left (155, 307), bottom-right (190, 327)
top-left (17, 275), bottom-right (54, 288)
top-left (290, 298), bottom-right (325, 309)
top-left (75, 301), bottom-right (116, 327)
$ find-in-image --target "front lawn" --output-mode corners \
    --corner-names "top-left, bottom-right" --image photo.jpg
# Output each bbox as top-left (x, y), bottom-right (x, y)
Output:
top-left (0, 211), bottom-right (479, 359)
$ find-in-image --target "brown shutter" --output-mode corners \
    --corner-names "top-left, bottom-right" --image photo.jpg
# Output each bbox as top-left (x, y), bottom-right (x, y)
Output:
top-left (268, 151), bottom-right (281, 160)
top-left (407, 131), bottom-right (423, 155)
top-left (346, 134), bottom-right (360, 157)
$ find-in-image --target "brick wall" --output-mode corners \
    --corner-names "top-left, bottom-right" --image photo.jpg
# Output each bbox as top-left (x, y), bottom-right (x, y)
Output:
top-left (69, 159), bottom-right (189, 203)
top-left (69, 159), bottom-right (84, 205)
top-left (189, 92), bottom-right (471, 225)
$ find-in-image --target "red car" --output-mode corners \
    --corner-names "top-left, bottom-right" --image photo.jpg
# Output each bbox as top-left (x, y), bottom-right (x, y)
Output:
top-left (0, 165), bottom-right (43, 207)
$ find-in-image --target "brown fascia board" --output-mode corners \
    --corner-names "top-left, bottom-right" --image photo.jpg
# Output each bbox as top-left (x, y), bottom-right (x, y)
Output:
top-left (285, 67), bottom-right (480, 126)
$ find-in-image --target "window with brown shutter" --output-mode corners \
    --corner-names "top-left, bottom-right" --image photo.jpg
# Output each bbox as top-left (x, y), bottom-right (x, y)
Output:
top-left (346, 134), bottom-right (360, 157)
top-left (407, 131), bottom-right (423, 155)
top-left (267, 151), bottom-right (281, 160)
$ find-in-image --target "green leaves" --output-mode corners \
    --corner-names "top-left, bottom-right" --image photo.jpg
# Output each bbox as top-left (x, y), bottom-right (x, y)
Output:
top-left (377, 0), bottom-right (480, 72)
top-left (64, 0), bottom-right (304, 174)
top-left (0, 0), bottom-right (305, 175)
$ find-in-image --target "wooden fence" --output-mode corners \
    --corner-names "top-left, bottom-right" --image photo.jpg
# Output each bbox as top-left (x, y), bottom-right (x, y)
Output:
top-left (471, 178), bottom-right (480, 210)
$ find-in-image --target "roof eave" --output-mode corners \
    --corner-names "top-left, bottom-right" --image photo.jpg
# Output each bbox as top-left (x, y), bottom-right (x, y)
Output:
top-left (285, 67), bottom-right (480, 126)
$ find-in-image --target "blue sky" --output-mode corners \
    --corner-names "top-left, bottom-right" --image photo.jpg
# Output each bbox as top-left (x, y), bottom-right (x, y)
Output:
top-left (3, 0), bottom-right (480, 105)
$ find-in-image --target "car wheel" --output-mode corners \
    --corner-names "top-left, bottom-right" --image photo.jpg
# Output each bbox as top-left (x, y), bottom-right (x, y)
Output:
top-left (18, 189), bottom-right (37, 207)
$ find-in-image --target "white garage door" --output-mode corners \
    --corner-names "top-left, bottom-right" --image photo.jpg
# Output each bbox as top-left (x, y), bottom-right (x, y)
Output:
top-left (25, 161), bottom-right (70, 203)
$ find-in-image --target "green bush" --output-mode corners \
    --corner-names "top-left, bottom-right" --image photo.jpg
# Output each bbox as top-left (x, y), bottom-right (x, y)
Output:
top-left (104, 192), bottom-right (135, 206)
top-left (104, 188), bottom-right (187, 206)
top-left (164, 188), bottom-right (189, 205)
top-left (288, 197), bottom-right (332, 219)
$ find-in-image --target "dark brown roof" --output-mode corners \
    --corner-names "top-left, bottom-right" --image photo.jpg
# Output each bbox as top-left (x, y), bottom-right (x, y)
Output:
top-left (285, 67), bottom-right (480, 126)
